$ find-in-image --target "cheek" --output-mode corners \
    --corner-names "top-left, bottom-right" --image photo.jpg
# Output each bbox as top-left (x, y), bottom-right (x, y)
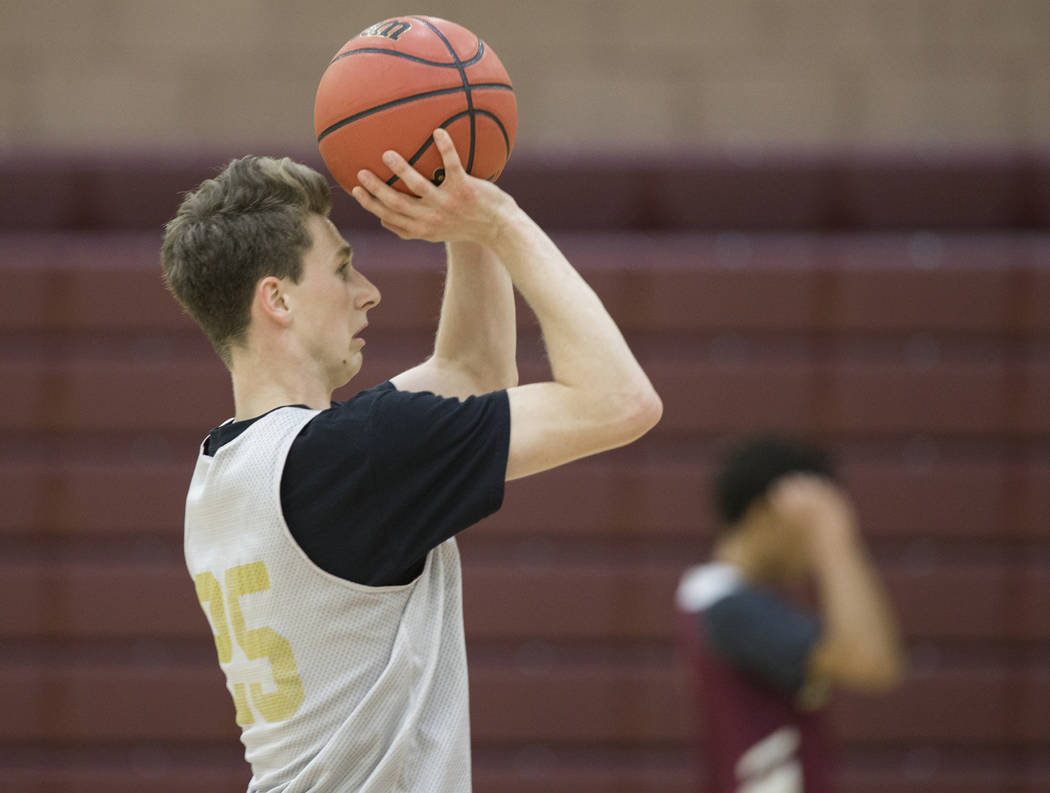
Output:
top-left (324, 286), bottom-right (351, 314)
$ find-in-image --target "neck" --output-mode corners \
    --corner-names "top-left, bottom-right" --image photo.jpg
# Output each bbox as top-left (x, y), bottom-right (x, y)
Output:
top-left (229, 344), bottom-right (336, 421)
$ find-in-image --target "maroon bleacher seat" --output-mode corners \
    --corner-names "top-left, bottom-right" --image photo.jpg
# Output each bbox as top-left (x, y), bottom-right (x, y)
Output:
top-left (4, 150), bottom-right (1049, 232)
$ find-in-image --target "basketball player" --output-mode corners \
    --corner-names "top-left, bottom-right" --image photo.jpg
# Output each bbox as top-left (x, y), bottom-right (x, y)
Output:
top-left (675, 437), bottom-right (903, 793)
top-left (160, 128), bottom-right (661, 793)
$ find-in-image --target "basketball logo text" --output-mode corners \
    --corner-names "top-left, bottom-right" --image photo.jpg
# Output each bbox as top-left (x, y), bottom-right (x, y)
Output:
top-left (361, 20), bottom-right (412, 41)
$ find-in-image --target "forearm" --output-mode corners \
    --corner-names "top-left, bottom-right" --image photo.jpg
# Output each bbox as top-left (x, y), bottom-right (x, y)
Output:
top-left (810, 523), bottom-right (904, 689)
top-left (431, 241), bottom-right (517, 391)
top-left (490, 206), bottom-right (654, 403)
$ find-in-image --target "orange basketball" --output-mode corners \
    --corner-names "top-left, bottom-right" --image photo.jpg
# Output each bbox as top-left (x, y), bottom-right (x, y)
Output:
top-left (314, 16), bottom-right (517, 195)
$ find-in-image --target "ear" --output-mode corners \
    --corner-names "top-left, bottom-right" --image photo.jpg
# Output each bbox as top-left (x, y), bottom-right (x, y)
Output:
top-left (254, 276), bottom-right (292, 328)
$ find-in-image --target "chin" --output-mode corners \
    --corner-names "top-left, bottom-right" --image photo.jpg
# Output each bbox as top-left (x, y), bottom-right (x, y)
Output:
top-left (328, 358), bottom-right (361, 391)
top-left (344, 356), bottom-right (363, 381)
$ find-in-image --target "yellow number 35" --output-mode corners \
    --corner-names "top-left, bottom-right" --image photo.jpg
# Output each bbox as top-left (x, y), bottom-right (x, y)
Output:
top-left (194, 562), bottom-right (305, 725)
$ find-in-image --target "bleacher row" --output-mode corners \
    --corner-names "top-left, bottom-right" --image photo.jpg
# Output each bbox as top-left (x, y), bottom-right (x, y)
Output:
top-left (2, 150), bottom-right (1050, 233)
top-left (3, 460), bottom-right (1048, 539)
top-left (1, 152), bottom-right (1048, 793)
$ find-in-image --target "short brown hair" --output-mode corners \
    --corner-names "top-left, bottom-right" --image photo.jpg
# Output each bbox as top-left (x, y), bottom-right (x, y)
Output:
top-left (161, 156), bottom-right (332, 365)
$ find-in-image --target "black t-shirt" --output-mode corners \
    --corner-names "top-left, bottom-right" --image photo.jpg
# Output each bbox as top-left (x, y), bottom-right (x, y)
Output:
top-left (204, 381), bottom-right (511, 586)
top-left (702, 586), bottom-right (822, 695)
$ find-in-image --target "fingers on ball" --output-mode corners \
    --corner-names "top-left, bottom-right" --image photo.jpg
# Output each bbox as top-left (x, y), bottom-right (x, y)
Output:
top-left (384, 153), bottom-right (433, 195)
top-left (433, 129), bottom-right (464, 172)
top-left (356, 168), bottom-right (411, 207)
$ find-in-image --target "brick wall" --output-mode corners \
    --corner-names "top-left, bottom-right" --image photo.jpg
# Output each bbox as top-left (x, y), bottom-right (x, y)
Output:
top-left (2, 0), bottom-right (1048, 153)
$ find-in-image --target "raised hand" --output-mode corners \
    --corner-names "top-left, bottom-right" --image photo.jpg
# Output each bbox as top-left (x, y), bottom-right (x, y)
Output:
top-left (350, 128), bottom-right (516, 246)
top-left (768, 473), bottom-right (857, 541)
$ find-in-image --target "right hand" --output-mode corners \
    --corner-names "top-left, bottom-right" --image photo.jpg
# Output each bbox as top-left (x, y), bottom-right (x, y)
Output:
top-left (351, 128), bottom-right (518, 247)
top-left (767, 474), bottom-right (857, 545)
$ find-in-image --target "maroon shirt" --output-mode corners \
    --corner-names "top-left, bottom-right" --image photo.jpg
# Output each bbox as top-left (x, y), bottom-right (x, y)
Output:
top-left (676, 563), bottom-right (835, 793)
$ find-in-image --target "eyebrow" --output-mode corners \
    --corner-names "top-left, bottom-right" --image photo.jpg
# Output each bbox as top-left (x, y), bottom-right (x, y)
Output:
top-left (334, 244), bottom-right (353, 264)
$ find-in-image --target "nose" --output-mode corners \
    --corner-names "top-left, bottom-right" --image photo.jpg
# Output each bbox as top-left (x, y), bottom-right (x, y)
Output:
top-left (354, 270), bottom-right (381, 310)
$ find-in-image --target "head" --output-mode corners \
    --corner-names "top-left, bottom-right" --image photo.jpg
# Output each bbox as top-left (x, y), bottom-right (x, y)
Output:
top-left (161, 156), bottom-right (379, 382)
top-left (711, 435), bottom-right (837, 583)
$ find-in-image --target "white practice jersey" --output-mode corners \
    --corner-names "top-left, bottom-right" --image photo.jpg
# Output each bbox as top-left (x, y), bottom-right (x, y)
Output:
top-left (184, 406), bottom-right (472, 793)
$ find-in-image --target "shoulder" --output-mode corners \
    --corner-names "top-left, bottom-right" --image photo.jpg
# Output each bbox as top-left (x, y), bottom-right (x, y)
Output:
top-left (296, 381), bottom-right (397, 432)
top-left (701, 580), bottom-right (822, 690)
top-left (369, 382), bottom-right (508, 413)
top-left (329, 380), bottom-right (398, 416)
top-left (366, 383), bottom-right (510, 445)
top-left (705, 586), bottom-right (795, 634)
top-left (284, 382), bottom-right (397, 464)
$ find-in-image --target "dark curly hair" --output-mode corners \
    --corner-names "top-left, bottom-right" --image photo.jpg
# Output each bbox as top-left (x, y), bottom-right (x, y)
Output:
top-left (712, 435), bottom-right (837, 530)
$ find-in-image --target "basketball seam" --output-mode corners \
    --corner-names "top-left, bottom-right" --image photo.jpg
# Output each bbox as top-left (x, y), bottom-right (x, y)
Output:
top-left (316, 83), bottom-right (513, 143)
top-left (384, 109), bottom-right (511, 189)
top-left (410, 16), bottom-right (477, 174)
top-left (328, 44), bottom-right (485, 69)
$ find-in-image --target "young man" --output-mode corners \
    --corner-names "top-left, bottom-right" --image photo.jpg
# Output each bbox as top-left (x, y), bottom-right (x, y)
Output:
top-left (675, 437), bottom-right (903, 793)
top-left (160, 128), bottom-right (661, 793)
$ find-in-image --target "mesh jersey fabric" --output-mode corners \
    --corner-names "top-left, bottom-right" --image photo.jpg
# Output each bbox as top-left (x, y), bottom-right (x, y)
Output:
top-left (184, 405), bottom-right (472, 793)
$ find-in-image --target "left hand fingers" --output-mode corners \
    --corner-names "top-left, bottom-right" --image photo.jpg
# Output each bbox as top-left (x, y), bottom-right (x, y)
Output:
top-left (355, 166), bottom-right (424, 215)
top-left (381, 150), bottom-right (439, 198)
top-left (351, 176), bottom-right (415, 228)
top-left (353, 170), bottom-right (447, 242)
top-left (431, 128), bottom-right (468, 182)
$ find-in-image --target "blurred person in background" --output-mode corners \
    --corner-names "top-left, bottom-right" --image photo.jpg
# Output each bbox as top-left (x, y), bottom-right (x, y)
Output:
top-left (675, 436), bottom-right (903, 793)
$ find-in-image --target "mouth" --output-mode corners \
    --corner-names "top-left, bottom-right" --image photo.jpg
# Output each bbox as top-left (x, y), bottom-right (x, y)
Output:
top-left (352, 323), bottom-right (368, 347)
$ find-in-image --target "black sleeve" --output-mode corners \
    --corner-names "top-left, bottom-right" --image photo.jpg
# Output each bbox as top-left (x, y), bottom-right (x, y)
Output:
top-left (702, 588), bottom-right (823, 695)
top-left (281, 382), bottom-right (510, 587)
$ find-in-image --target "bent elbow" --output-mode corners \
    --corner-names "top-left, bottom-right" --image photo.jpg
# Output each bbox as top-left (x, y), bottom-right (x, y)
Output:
top-left (846, 652), bottom-right (906, 692)
top-left (816, 638), bottom-right (905, 693)
top-left (616, 385), bottom-right (663, 442)
top-left (635, 387), bottom-right (663, 434)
